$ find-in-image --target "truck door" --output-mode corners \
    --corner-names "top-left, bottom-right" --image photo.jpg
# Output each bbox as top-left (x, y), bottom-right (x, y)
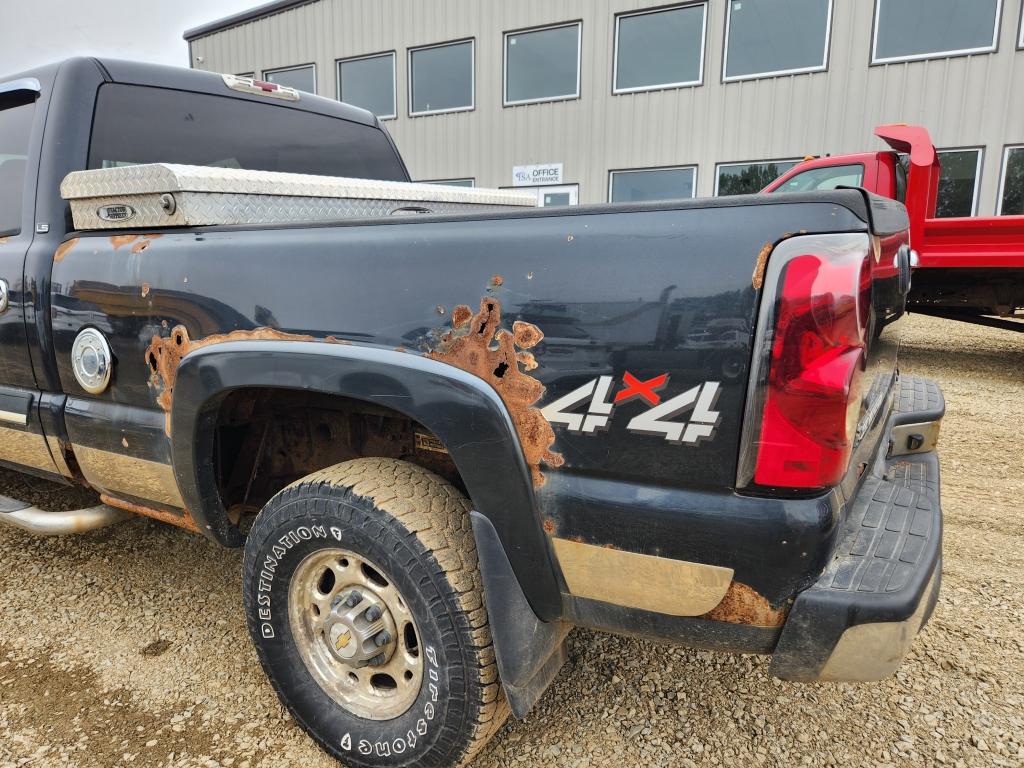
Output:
top-left (0, 78), bottom-right (61, 476)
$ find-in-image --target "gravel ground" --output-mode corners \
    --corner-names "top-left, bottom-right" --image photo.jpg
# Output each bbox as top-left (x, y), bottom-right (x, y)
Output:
top-left (1, 313), bottom-right (1022, 768)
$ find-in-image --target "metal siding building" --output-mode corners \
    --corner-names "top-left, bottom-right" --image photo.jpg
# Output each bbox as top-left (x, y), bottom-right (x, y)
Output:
top-left (185, 0), bottom-right (1024, 212)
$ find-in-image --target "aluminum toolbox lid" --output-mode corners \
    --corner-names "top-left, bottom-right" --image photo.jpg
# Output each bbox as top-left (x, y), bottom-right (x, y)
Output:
top-left (60, 163), bottom-right (536, 207)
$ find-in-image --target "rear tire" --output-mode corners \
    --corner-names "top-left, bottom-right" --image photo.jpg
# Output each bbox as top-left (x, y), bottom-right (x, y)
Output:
top-left (242, 458), bottom-right (508, 767)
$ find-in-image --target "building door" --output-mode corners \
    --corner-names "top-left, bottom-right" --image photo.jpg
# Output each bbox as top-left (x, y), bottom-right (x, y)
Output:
top-left (507, 184), bottom-right (579, 207)
top-left (539, 185), bottom-right (579, 207)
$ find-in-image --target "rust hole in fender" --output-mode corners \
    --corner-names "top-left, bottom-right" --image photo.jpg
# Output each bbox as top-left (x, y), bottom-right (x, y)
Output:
top-left (130, 234), bottom-right (163, 254)
top-left (700, 581), bottom-right (788, 627)
top-left (427, 295), bottom-right (564, 488)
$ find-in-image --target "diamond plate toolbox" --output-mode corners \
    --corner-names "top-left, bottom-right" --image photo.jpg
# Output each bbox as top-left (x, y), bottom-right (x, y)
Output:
top-left (60, 164), bottom-right (538, 230)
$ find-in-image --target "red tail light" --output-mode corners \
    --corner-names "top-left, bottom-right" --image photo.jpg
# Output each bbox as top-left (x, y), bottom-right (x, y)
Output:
top-left (742, 234), bottom-right (872, 491)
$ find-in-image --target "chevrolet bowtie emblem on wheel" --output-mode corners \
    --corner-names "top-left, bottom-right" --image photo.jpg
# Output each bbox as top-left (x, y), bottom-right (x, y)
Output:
top-left (541, 373), bottom-right (721, 445)
top-left (334, 630), bottom-right (352, 651)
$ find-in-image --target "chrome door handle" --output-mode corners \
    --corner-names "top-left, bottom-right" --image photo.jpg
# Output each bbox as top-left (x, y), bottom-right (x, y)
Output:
top-left (0, 279), bottom-right (8, 313)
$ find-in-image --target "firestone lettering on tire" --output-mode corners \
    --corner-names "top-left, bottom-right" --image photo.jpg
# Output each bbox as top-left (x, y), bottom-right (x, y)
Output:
top-left (340, 644), bottom-right (441, 753)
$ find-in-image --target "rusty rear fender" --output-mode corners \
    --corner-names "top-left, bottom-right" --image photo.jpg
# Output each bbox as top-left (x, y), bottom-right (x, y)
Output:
top-left (168, 339), bottom-right (564, 621)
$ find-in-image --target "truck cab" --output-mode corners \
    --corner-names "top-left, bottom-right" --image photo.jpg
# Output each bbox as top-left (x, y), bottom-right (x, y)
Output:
top-left (763, 125), bottom-right (1024, 325)
top-left (766, 150), bottom-right (906, 204)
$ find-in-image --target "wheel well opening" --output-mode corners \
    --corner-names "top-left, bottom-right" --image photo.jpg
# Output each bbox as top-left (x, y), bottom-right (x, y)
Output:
top-left (212, 388), bottom-right (465, 531)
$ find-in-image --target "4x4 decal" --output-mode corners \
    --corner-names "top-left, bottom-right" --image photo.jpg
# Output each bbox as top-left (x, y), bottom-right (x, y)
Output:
top-left (540, 372), bottom-right (722, 445)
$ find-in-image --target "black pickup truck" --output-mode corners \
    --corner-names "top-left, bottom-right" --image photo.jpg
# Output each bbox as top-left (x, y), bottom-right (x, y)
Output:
top-left (0, 58), bottom-right (944, 768)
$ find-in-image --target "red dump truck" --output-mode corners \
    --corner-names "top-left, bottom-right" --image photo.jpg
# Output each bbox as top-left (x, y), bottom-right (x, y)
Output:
top-left (763, 124), bottom-right (1024, 331)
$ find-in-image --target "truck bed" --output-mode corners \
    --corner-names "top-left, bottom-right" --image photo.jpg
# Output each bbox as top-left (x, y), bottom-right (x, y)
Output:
top-left (50, 189), bottom-right (905, 624)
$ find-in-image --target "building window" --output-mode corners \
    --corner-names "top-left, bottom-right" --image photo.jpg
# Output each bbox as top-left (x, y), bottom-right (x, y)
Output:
top-left (409, 40), bottom-right (474, 116)
top-left (263, 64), bottom-right (316, 93)
top-left (998, 146), bottom-right (1024, 216)
top-left (504, 22), bottom-right (581, 106)
top-left (723, 0), bottom-right (832, 81)
top-left (420, 178), bottom-right (475, 187)
top-left (338, 52), bottom-right (396, 119)
top-left (613, 4), bottom-right (707, 93)
top-left (609, 167), bottom-right (697, 203)
top-left (715, 159), bottom-right (800, 196)
top-left (872, 0), bottom-right (1002, 63)
top-left (933, 149), bottom-right (982, 218)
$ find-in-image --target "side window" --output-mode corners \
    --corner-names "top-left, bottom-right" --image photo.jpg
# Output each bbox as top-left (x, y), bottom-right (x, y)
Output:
top-left (773, 164), bottom-right (864, 193)
top-left (0, 96), bottom-right (34, 236)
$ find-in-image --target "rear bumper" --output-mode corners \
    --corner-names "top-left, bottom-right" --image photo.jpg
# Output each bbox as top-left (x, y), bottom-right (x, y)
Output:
top-left (770, 376), bottom-right (944, 682)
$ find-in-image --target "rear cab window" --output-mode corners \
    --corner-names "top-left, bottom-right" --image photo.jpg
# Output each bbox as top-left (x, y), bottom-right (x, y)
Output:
top-left (87, 84), bottom-right (407, 181)
top-left (0, 92), bottom-right (35, 236)
top-left (773, 164), bottom-right (865, 194)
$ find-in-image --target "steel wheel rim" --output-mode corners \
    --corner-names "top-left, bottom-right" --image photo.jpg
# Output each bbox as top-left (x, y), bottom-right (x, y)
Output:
top-left (288, 547), bottom-right (424, 720)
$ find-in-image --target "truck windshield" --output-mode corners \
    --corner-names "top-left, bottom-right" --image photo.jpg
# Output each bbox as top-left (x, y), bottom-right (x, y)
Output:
top-left (0, 94), bottom-right (34, 236)
top-left (87, 84), bottom-right (407, 182)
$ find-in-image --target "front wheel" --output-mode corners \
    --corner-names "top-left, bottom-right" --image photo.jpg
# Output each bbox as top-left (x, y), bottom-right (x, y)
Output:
top-left (242, 458), bottom-right (508, 767)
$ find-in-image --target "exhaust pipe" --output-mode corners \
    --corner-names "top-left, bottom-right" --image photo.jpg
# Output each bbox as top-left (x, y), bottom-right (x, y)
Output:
top-left (0, 504), bottom-right (131, 535)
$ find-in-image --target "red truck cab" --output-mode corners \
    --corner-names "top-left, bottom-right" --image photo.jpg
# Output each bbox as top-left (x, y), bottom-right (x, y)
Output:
top-left (763, 125), bottom-right (1024, 326)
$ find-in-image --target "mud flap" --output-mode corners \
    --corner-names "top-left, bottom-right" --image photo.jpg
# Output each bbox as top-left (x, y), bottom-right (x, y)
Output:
top-left (470, 511), bottom-right (570, 717)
